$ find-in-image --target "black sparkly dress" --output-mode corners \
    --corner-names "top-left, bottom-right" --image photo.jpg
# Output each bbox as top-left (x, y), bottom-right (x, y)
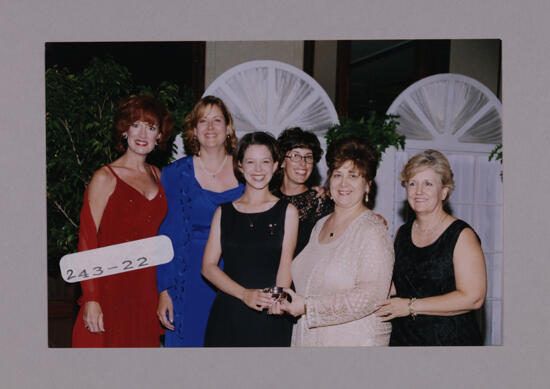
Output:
top-left (390, 219), bottom-right (483, 346)
top-left (204, 200), bottom-right (292, 347)
top-left (272, 189), bottom-right (333, 256)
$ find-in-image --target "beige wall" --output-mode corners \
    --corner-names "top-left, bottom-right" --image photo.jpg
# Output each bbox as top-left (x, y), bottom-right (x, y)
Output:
top-left (449, 40), bottom-right (501, 98)
top-left (204, 40), bottom-right (339, 104)
top-left (205, 41), bottom-right (304, 88)
top-left (313, 41), bottom-right (338, 104)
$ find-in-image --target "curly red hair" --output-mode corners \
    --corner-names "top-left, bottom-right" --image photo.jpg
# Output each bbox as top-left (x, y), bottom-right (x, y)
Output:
top-left (114, 95), bottom-right (174, 152)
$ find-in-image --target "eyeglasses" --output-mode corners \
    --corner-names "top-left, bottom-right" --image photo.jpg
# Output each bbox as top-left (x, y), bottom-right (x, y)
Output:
top-left (285, 152), bottom-right (314, 164)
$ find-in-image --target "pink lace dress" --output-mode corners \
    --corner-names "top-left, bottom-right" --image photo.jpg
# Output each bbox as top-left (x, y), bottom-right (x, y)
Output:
top-left (290, 210), bottom-right (394, 347)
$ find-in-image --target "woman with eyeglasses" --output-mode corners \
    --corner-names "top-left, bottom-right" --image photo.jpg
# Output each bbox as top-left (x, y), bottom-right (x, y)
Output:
top-left (272, 128), bottom-right (333, 256)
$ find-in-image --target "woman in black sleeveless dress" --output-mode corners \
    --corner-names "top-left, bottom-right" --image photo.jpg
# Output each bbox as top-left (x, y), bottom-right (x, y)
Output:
top-left (202, 132), bottom-right (299, 347)
top-left (375, 150), bottom-right (487, 346)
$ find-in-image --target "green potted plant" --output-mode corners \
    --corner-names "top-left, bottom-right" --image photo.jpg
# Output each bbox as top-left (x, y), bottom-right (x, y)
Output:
top-left (325, 111), bottom-right (406, 161)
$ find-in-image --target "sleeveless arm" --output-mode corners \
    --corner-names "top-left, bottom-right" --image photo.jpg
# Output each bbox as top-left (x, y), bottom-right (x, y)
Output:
top-left (276, 203), bottom-right (298, 288)
top-left (77, 167), bottom-right (115, 303)
top-left (305, 222), bottom-right (394, 328)
top-left (376, 222), bottom-right (486, 321)
top-left (408, 227), bottom-right (487, 315)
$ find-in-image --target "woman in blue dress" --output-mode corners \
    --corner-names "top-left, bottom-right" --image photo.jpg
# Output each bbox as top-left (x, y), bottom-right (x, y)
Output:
top-left (156, 96), bottom-right (244, 347)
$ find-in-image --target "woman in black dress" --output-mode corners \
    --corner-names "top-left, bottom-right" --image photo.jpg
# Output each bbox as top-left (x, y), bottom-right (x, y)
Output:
top-left (272, 127), bottom-right (333, 256)
top-left (201, 131), bottom-right (299, 347)
top-left (375, 149), bottom-right (487, 346)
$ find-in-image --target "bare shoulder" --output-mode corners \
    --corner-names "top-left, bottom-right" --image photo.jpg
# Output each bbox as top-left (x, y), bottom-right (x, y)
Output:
top-left (456, 226), bottom-right (482, 249)
top-left (285, 202), bottom-right (299, 218)
top-left (88, 166), bottom-right (116, 199)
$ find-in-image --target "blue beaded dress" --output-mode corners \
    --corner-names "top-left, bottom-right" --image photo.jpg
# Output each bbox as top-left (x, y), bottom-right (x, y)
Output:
top-left (157, 156), bottom-right (244, 347)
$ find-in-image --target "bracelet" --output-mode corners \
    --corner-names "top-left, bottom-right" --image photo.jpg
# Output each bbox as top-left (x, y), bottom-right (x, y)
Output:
top-left (408, 297), bottom-right (416, 320)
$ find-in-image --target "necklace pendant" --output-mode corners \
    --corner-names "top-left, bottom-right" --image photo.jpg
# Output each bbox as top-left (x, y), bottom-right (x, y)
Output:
top-left (329, 232), bottom-right (334, 238)
top-left (249, 222), bottom-right (254, 228)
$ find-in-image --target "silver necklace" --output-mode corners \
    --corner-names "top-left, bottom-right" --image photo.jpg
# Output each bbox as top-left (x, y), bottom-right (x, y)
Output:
top-left (414, 214), bottom-right (447, 235)
top-left (197, 154), bottom-right (227, 179)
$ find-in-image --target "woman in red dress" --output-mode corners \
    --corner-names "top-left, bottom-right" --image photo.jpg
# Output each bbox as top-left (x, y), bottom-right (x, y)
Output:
top-left (72, 95), bottom-right (174, 347)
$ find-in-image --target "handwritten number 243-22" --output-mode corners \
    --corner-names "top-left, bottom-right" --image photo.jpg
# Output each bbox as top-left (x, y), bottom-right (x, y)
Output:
top-left (65, 257), bottom-right (149, 280)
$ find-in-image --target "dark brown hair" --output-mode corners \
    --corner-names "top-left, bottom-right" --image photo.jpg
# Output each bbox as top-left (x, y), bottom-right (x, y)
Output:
top-left (234, 131), bottom-right (279, 183)
top-left (277, 127), bottom-right (323, 164)
top-left (326, 136), bottom-right (379, 184)
top-left (182, 95), bottom-right (237, 156)
top-left (114, 94), bottom-right (174, 152)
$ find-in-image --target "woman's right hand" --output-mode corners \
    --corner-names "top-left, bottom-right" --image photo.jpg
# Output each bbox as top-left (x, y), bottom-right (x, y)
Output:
top-left (242, 289), bottom-right (273, 311)
top-left (82, 301), bottom-right (104, 333)
top-left (279, 288), bottom-right (306, 317)
top-left (157, 290), bottom-right (175, 331)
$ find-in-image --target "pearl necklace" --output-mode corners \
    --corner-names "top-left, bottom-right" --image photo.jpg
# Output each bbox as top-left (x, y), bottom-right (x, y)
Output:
top-left (197, 154), bottom-right (228, 179)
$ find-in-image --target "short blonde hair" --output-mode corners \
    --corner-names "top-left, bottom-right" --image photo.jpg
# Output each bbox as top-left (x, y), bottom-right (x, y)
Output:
top-left (399, 149), bottom-right (455, 198)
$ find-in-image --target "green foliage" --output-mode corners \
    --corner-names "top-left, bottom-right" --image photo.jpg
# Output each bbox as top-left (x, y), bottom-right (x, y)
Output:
top-left (46, 57), bottom-right (195, 275)
top-left (489, 143), bottom-right (503, 180)
top-left (489, 143), bottom-right (502, 164)
top-left (325, 112), bottom-right (406, 162)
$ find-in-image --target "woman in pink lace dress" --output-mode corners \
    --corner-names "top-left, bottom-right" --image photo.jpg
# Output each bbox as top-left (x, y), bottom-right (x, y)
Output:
top-left (280, 136), bottom-right (394, 346)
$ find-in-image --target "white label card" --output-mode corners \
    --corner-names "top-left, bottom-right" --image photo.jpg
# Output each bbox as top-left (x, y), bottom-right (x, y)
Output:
top-left (59, 235), bottom-right (174, 283)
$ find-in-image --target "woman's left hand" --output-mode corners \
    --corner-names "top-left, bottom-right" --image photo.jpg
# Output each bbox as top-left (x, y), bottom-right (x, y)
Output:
top-left (279, 288), bottom-right (305, 317)
top-left (374, 297), bottom-right (410, 322)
